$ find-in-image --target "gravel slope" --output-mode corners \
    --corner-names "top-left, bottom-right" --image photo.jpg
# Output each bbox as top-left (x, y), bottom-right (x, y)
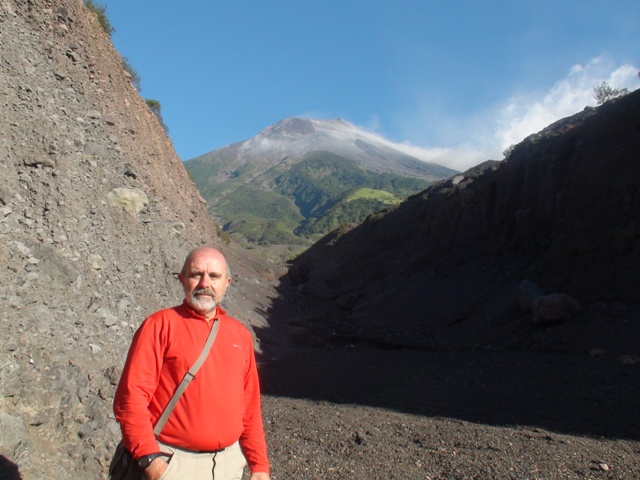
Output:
top-left (256, 345), bottom-right (640, 480)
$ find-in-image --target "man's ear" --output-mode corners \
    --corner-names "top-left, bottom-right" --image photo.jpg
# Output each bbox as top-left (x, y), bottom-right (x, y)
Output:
top-left (178, 272), bottom-right (185, 285)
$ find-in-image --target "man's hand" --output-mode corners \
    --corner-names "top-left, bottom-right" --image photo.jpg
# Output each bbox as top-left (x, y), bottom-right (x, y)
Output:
top-left (144, 457), bottom-right (168, 480)
top-left (249, 473), bottom-right (271, 480)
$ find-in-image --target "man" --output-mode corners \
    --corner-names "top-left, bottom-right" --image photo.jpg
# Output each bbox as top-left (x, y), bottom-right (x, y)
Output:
top-left (114, 247), bottom-right (270, 480)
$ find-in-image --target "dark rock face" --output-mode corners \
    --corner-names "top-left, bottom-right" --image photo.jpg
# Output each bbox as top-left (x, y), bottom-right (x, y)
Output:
top-left (286, 91), bottom-right (640, 353)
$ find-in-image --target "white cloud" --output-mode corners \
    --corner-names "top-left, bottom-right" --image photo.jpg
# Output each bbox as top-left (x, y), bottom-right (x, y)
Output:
top-left (494, 57), bottom-right (639, 154)
top-left (350, 123), bottom-right (487, 172)
top-left (395, 56), bottom-right (639, 172)
top-left (388, 142), bottom-right (486, 172)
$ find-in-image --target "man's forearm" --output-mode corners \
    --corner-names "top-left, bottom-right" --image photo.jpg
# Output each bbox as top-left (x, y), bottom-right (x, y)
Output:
top-left (143, 457), bottom-right (168, 480)
top-left (249, 472), bottom-right (270, 480)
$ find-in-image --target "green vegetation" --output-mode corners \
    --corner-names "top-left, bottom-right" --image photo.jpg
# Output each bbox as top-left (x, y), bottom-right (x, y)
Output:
top-left (299, 197), bottom-right (394, 235)
top-left (145, 99), bottom-right (169, 133)
top-left (275, 152), bottom-right (429, 220)
top-left (185, 150), bottom-right (432, 247)
top-left (122, 57), bottom-right (141, 92)
top-left (216, 187), bottom-right (305, 245)
top-left (297, 187), bottom-right (400, 236)
top-left (345, 188), bottom-right (400, 204)
top-left (84, 0), bottom-right (114, 37)
top-left (215, 225), bottom-right (231, 245)
top-left (503, 144), bottom-right (515, 159)
top-left (594, 81), bottom-right (628, 105)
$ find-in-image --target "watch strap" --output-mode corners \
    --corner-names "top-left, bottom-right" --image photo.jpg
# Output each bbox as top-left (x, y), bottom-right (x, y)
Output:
top-left (138, 452), bottom-right (163, 469)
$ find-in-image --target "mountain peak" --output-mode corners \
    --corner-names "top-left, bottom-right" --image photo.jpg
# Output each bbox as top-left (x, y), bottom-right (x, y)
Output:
top-left (260, 117), bottom-right (359, 139)
top-left (260, 117), bottom-right (316, 137)
top-left (243, 117), bottom-right (457, 180)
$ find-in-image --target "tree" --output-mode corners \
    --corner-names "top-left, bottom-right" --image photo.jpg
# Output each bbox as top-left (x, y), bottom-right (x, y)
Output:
top-left (503, 144), bottom-right (515, 159)
top-left (593, 81), bottom-right (629, 105)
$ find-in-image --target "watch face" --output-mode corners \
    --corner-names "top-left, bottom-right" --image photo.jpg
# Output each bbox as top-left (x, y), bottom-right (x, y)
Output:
top-left (138, 454), bottom-right (157, 468)
top-left (139, 452), bottom-right (162, 468)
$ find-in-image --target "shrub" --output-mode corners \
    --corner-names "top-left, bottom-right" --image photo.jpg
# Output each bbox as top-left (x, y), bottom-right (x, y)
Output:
top-left (122, 57), bottom-right (142, 92)
top-left (503, 144), bottom-right (515, 159)
top-left (594, 81), bottom-right (628, 105)
top-left (216, 226), bottom-right (232, 245)
top-left (145, 99), bottom-right (169, 133)
top-left (84, 0), bottom-right (114, 38)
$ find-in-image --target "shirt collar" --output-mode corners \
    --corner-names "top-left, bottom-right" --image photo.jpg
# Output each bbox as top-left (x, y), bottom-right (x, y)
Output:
top-left (181, 301), bottom-right (226, 321)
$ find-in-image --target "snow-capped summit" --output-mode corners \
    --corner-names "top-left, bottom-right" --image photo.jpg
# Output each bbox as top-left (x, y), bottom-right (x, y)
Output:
top-left (201, 117), bottom-right (457, 180)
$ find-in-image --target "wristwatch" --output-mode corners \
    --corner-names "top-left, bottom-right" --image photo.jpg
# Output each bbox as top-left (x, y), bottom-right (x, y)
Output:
top-left (137, 452), bottom-right (163, 469)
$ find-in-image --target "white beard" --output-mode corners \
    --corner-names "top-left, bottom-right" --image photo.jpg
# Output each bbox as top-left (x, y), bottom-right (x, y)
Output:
top-left (186, 290), bottom-right (217, 315)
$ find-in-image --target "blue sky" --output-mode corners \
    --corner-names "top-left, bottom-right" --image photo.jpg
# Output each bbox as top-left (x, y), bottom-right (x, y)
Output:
top-left (101, 0), bottom-right (638, 170)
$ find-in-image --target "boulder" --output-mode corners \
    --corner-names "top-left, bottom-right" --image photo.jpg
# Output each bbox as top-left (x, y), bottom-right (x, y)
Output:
top-left (532, 293), bottom-right (581, 326)
top-left (107, 187), bottom-right (148, 216)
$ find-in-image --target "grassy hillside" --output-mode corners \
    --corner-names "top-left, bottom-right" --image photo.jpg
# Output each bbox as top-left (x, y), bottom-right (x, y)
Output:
top-left (297, 187), bottom-right (401, 235)
top-left (186, 150), bottom-right (432, 249)
top-left (217, 186), bottom-right (305, 245)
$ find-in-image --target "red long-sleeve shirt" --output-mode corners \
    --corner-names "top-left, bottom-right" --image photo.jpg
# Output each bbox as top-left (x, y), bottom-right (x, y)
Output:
top-left (113, 303), bottom-right (269, 474)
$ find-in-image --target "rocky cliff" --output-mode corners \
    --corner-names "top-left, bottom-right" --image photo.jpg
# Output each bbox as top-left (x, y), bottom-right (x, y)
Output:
top-left (0, 1), bottom-right (280, 478)
top-left (286, 90), bottom-right (640, 356)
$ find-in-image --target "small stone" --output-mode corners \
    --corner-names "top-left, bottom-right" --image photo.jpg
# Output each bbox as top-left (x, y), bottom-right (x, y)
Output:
top-left (171, 222), bottom-right (185, 235)
top-left (103, 314), bottom-right (118, 327)
top-left (618, 355), bottom-right (639, 365)
top-left (88, 254), bottom-right (105, 270)
top-left (65, 50), bottom-right (78, 62)
top-left (590, 461), bottom-right (610, 472)
top-left (86, 110), bottom-right (102, 119)
top-left (589, 349), bottom-right (606, 358)
top-left (14, 242), bottom-right (31, 255)
top-left (124, 168), bottom-right (138, 179)
top-left (23, 156), bottom-right (55, 168)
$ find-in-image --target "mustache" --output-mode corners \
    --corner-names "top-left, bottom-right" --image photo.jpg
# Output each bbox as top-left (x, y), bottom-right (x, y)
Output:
top-left (193, 288), bottom-right (215, 296)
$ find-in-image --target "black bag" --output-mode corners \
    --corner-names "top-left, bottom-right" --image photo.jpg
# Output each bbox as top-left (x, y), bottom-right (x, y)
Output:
top-left (108, 441), bottom-right (144, 480)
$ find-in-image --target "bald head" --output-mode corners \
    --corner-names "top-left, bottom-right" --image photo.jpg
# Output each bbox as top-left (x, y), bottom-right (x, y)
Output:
top-left (181, 247), bottom-right (230, 278)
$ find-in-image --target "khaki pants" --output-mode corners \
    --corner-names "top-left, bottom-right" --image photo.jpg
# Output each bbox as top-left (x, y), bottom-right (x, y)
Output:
top-left (157, 441), bottom-right (247, 480)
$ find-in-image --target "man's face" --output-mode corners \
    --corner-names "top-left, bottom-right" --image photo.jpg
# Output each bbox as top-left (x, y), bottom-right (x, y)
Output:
top-left (178, 249), bottom-right (231, 319)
